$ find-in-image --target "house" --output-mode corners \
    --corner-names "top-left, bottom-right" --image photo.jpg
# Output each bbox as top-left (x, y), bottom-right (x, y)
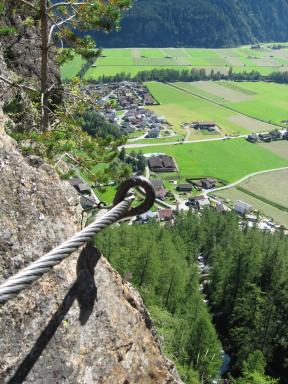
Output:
top-left (202, 178), bottom-right (217, 189)
top-left (192, 121), bottom-right (216, 131)
top-left (146, 128), bottom-right (160, 138)
top-left (137, 210), bottom-right (155, 224)
top-left (177, 183), bottom-right (193, 192)
top-left (259, 133), bottom-right (272, 143)
top-left (155, 188), bottom-right (168, 200)
top-left (234, 200), bottom-right (253, 216)
top-left (192, 180), bottom-right (203, 189)
top-left (196, 196), bottom-right (210, 207)
top-left (247, 134), bottom-right (258, 143)
top-left (215, 202), bottom-right (229, 214)
top-left (150, 179), bottom-right (165, 190)
top-left (269, 130), bottom-right (282, 141)
top-left (158, 209), bottom-right (173, 221)
top-left (148, 155), bottom-right (176, 172)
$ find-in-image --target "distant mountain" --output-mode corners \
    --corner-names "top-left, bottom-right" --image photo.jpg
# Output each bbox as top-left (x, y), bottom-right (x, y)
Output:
top-left (92, 0), bottom-right (288, 48)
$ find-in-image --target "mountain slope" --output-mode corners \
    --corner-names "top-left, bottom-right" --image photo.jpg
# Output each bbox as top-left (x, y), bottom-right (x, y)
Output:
top-left (93, 0), bottom-right (288, 48)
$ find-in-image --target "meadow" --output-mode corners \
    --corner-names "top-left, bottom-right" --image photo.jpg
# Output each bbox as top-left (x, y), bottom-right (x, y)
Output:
top-left (61, 45), bottom-right (288, 80)
top-left (239, 169), bottom-right (288, 208)
top-left (144, 82), bottom-right (281, 137)
top-left (177, 81), bottom-right (288, 125)
top-left (129, 139), bottom-right (288, 183)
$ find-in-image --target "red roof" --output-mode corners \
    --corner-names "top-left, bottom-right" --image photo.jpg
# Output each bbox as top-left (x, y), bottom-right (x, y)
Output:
top-left (159, 209), bottom-right (173, 220)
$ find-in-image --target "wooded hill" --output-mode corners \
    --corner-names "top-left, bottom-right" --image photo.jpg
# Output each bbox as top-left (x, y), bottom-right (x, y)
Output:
top-left (92, 0), bottom-right (288, 48)
top-left (95, 210), bottom-right (288, 383)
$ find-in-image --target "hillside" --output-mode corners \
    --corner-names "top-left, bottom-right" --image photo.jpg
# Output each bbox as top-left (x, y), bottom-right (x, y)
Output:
top-left (92, 0), bottom-right (288, 48)
top-left (0, 7), bottom-right (181, 383)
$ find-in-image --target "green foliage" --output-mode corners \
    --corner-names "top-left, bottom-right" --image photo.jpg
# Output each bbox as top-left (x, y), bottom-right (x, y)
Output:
top-left (77, 109), bottom-right (123, 139)
top-left (120, 150), bottom-right (146, 173)
top-left (95, 214), bottom-right (222, 382)
top-left (91, 67), bottom-right (264, 84)
top-left (0, 25), bottom-right (17, 36)
top-left (96, 209), bottom-right (288, 382)
top-left (90, 0), bottom-right (288, 48)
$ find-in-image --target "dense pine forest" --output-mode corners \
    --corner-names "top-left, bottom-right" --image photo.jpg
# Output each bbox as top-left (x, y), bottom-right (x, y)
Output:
top-left (95, 210), bottom-right (288, 383)
top-left (93, 0), bottom-right (288, 48)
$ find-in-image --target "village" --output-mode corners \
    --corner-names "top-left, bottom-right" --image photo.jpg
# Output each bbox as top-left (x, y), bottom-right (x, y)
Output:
top-left (84, 81), bottom-right (175, 139)
top-left (247, 129), bottom-right (288, 143)
top-left (67, 150), bottom-right (286, 235)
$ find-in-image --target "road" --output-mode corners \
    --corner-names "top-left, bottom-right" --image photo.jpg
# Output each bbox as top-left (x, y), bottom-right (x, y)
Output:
top-left (205, 166), bottom-right (288, 195)
top-left (124, 134), bottom-right (246, 149)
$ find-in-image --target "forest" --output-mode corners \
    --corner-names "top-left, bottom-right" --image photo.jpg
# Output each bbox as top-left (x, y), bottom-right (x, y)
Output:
top-left (91, 0), bottom-right (288, 48)
top-left (95, 210), bottom-right (288, 383)
top-left (92, 67), bottom-right (266, 84)
top-left (91, 68), bottom-right (288, 85)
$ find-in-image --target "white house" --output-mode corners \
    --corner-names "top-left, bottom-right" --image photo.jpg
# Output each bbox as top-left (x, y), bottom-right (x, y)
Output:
top-left (234, 200), bottom-right (253, 216)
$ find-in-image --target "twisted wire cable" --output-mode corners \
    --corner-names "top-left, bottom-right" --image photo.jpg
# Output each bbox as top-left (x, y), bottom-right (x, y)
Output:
top-left (0, 198), bottom-right (132, 304)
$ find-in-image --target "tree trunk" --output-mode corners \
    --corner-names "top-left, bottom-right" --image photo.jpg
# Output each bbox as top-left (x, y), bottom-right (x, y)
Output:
top-left (40, 0), bottom-right (49, 131)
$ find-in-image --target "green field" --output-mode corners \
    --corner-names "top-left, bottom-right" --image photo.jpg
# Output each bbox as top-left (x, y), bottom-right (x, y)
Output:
top-left (143, 82), bottom-right (282, 137)
top-left (130, 139), bottom-right (288, 183)
top-left (61, 45), bottom-right (288, 80)
top-left (173, 81), bottom-right (288, 129)
top-left (239, 169), bottom-right (288, 208)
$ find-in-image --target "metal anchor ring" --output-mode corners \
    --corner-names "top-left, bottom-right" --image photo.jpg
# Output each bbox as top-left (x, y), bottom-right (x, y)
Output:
top-left (113, 176), bottom-right (156, 219)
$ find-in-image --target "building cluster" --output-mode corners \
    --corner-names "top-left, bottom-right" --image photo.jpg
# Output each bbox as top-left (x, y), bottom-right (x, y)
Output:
top-left (85, 81), bottom-right (170, 137)
top-left (85, 81), bottom-right (157, 108)
top-left (136, 208), bottom-right (174, 224)
top-left (121, 108), bottom-right (167, 137)
top-left (247, 129), bottom-right (288, 143)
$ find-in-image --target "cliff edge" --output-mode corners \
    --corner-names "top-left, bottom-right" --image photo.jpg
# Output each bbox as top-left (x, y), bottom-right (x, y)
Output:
top-left (0, 20), bottom-right (182, 384)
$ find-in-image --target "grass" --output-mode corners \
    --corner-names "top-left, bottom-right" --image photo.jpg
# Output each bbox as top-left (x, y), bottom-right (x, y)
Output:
top-left (168, 81), bottom-right (288, 132)
top-left (237, 169), bottom-right (288, 208)
top-left (259, 141), bottom-right (288, 159)
top-left (145, 82), bottom-right (249, 136)
top-left (61, 45), bottom-right (288, 81)
top-left (61, 54), bottom-right (85, 79)
top-left (130, 135), bottom-right (183, 144)
top-left (129, 139), bottom-right (288, 183)
top-left (225, 82), bottom-right (288, 126)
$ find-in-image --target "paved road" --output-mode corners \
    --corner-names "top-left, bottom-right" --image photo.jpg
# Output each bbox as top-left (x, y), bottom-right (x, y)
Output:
top-left (205, 166), bottom-right (288, 195)
top-left (124, 134), bottom-right (246, 149)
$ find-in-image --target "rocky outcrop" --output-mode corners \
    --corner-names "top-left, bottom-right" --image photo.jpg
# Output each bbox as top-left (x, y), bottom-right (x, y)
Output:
top-left (0, 8), bottom-right (182, 381)
top-left (0, 114), bottom-right (182, 383)
top-left (1, 0), bottom-right (61, 90)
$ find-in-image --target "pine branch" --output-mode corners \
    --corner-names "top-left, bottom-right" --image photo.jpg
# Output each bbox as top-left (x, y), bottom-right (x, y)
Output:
top-left (18, 0), bottom-right (36, 9)
top-left (0, 75), bottom-right (38, 93)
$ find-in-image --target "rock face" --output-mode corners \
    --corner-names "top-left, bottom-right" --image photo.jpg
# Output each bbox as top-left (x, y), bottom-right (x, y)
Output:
top-left (0, 9), bottom-right (182, 382)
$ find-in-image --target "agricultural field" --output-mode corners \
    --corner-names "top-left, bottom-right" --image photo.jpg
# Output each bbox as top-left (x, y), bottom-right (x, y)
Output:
top-left (173, 81), bottom-right (288, 129)
top-left (215, 187), bottom-right (288, 228)
top-left (143, 82), bottom-right (281, 137)
top-left (239, 169), bottom-right (288, 208)
top-left (129, 139), bottom-right (288, 184)
top-left (259, 141), bottom-right (288, 159)
top-left (61, 45), bottom-right (288, 80)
